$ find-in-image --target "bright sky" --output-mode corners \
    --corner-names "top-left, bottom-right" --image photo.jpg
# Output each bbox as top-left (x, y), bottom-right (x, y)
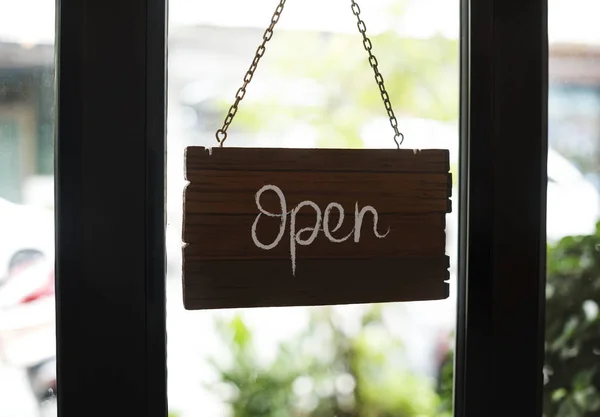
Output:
top-left (0, 0), bottom-right (598, 45)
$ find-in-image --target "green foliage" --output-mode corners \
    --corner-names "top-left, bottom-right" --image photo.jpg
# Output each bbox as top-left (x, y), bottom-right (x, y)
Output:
top-left (436, 224), bottom-right (600, 417)
top-left (544, 224), bottom-right (600, 417)
top-left (206, 315), bottom-right (300, 417)
top-left (208, 306), bottom-right (447, 417)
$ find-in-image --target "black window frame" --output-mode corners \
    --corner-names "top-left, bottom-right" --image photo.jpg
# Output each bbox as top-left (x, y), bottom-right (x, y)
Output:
top-left (455, 1), bottom-right (548, 416)
top-left (55, 0), bottom-right (547, 416)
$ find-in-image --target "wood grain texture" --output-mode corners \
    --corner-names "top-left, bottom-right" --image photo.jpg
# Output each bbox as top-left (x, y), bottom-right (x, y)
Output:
top-left (183, 147), bottom-right (452, 310)
top-left (184, 171), bottom-right (451, 215)
top-left (183, 257), bottom-right (450, 310)
top-left (184, 213), bottom-right (445, 260)
top-left (186, 147), bottom-right (450, 178)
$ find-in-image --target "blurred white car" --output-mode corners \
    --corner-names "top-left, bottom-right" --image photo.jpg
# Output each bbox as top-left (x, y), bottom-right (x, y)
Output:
top-left (546, 149), bottom-right (600, 241)
top-left (0, 197), bottom-right (55, 368)
top-left (0, 199), bottom-right (56, 414)
top-left (0, 259), bottom-right (56, 368)
top-left (0, 197), bottom-right (54, 283)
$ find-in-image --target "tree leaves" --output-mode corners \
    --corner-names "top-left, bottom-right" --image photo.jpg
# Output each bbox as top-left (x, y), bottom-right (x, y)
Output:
top-left (207, 307), bottom-right (444, 417)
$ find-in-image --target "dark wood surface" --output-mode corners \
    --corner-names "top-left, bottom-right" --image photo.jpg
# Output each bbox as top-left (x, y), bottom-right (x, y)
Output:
top-left (184, 258), bottom-right (450, 310)
top-left (183, 147), bottom-right (451, 310)
top-left (184, 171), bottom-right (451, 214)
top-left (184, 213), bottom-right (445, 259)
top-left (186, 147), bottom-right (450, 176)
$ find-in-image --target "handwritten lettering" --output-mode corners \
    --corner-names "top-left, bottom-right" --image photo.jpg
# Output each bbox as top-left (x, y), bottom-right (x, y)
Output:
top-left (251, 184), bottom-right (390, 276)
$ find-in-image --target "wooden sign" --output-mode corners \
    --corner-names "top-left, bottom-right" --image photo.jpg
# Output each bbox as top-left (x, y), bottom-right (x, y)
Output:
top-left (183, 147), bottom-right (452, 310)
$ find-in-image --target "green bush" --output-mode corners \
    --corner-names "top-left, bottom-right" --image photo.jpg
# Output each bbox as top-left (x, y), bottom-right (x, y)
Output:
top-left (544, 224), bottom-right (600, 416)
top-left (437, 224), bottom-right (600, 417)
top-left (208, 306), bottom-right (448, 417)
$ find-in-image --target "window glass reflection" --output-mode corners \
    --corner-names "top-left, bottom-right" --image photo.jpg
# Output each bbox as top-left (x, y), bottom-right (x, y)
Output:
top-left (167, 1), bottom-right (459, 416)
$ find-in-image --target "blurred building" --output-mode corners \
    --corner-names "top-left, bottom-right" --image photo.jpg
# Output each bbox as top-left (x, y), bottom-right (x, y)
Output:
top-left (549, 44), bottom-right (600, 188)
top-left (0, 42), bottom-right (53, 206)
top-left (0, 0), bottom-right (54, 206)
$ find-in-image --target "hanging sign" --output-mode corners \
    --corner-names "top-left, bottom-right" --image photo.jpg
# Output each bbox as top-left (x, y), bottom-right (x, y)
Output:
top-left (183, 147), bottom-right (451, 310)
top-left (182, 0), bottom-right (452, 310)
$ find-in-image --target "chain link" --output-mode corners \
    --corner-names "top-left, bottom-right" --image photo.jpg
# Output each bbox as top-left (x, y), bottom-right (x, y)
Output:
top-left (351, 0), bottom-right (403, 148)
top-left (215, 0), bottom-right (286, 146)
top-left (216, 0), bottom-right (403, 149)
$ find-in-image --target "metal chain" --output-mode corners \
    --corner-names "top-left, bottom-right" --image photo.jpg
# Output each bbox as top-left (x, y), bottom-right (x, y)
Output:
top-left (215, 0), bottom-right (287, 146)
top-left (350, 0), bottom-right (403, 148)
top-left (216, 0), bottom-right (404, 149)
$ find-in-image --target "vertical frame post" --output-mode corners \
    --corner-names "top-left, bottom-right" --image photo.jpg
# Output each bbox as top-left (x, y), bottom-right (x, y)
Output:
top-left (55, 0), bottom-right (167, 414)
top-left (455, 0), bottom-right (548, 416)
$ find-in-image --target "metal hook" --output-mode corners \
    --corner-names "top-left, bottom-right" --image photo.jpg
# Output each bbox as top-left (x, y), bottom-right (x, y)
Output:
top-left (394, 132), bottom-right (404, 149)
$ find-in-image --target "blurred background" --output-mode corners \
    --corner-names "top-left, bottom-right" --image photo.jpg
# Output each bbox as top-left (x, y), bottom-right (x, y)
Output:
top-left (0, 0), bottom-right (599, 416)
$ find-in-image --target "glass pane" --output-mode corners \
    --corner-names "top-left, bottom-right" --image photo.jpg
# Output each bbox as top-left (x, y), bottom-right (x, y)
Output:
top-left (167, 1), bottom-right (459, 416)
top-left (0, 1), bottom-right (57, 416)
top-left (545, 1), bottom-right (600, 416)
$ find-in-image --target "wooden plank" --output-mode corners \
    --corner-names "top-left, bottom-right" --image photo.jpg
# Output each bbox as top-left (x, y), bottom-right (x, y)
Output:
top-left (184, 171), bottom-right (450, 215)
top-left (184, 213), bottom-right (445, 259)
top-left (182, 147), bottom-right (452, 309)
top-left (183, 258), bottom-right (450, 310)
top-left (186, 147), bottom-right (450, 178)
